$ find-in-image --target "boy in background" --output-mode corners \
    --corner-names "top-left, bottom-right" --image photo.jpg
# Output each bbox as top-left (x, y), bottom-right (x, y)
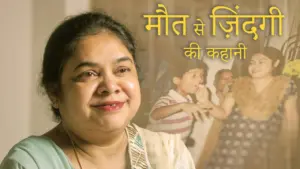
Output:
top-left (147, 63), bottom-right (210, 158)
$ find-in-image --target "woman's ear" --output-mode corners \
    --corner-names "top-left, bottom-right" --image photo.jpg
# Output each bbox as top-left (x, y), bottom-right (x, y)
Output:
top-left (173, 77), bottom-right (180, 85)
top-left (273, 59), bottom-right (280, 68)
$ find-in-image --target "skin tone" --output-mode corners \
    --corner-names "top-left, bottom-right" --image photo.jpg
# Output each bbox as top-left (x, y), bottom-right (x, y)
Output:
top-left (44, 31), bottom-right (141, 169)
top-left (216, 71), bottom-right (233, 93)
top-left (203, 53), bottom-right (299, 154)
top-left (215, 71), bottom-right (233, 103)
top-left (150, 68), bottom-right (207, 121)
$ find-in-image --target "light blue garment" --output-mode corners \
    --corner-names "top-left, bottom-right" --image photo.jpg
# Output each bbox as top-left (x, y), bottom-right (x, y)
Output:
top-left (0, 136), bottom-right (73, 169)
top-left (0, 124), bottom-right (195, 169)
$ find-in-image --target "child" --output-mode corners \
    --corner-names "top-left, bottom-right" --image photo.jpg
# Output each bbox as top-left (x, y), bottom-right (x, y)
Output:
top-left (147, 63), bottom-right (209, 144)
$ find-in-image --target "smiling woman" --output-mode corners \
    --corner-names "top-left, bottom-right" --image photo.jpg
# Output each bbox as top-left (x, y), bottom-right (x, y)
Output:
top-left (55, 32), bottom-right (141, 135)
top-left (0, 12), bottom-right (195, 169)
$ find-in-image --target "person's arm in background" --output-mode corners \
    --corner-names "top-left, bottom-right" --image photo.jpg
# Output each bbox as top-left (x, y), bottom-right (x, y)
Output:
top-left (150, 102), bottom-right (208, 121)
top-left (195, 86), bottom-right (235, 120)
top-left (150, 102), bottom-right (184, 120)
top-left (207, 93), bottom-right (235, 119)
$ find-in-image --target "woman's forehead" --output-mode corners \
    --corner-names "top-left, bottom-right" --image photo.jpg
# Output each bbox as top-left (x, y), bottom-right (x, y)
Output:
top-left (64, 33), bottom-right (134, 71)
top-left (80, 33), bottom-right (129, 53)
top-left (251, 53), bottom-right (270, 61)
top-left (75, 33), bottom-right (132, 61)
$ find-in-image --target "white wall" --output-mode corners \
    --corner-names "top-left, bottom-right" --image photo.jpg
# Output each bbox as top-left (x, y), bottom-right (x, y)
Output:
top-left (0, 0), bottom-right (33, 161)
top-left (0, 0), bottom-right (90, 162)
top-left (30, 0), bottom-right (65, 136)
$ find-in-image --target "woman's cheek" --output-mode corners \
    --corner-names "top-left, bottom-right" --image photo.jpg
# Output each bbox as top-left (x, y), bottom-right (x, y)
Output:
top-left (69, 83), bottom-right (98, 104)
top-left (122, 79), bottom-right (140, 98)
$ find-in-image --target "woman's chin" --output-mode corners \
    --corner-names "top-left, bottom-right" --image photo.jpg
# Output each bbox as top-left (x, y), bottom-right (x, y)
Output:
top-left (94, 116), bottom-right (129, 132)
top-left (250, 73), bottom-right (267, 79)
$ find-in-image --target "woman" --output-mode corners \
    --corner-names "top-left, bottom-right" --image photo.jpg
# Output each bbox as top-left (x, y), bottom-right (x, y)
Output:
top-left (199, 47), bottom-right (298, 169)
top-left (0, 12), bottom-right (195, 169)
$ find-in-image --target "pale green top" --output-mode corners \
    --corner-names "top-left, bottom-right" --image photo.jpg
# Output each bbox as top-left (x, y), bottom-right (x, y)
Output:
top-left (0, 124), bottom-right (195, 169)
top-left (0, 136), bottom-right (73, 169)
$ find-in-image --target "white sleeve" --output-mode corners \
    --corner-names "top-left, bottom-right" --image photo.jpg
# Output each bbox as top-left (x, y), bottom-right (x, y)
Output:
top-left (172, 134), bottom-right (196, 169)
top-left (139, 127), bottom-right (195, 169)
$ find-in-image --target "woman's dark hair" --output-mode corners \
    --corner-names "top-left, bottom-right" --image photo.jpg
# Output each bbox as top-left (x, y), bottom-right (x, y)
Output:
top-left (248, 46), bottom-right (284, 76)
top-left (40, 12), bottom-right (137, 120)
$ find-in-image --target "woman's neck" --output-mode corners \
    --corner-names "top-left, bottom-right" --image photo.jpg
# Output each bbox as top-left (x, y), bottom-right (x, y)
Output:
top-left (252, 75), bottom-right (273, 83)
top-left (251, 75), bottom-right (274, 93)
top-left (44, 123), bottom-right (129, 169)
top-left (59, 123), bottom-right (128, 159)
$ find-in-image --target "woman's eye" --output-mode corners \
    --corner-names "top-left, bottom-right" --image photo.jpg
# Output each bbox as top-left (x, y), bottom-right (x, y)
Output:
top-left (83, 71), bottom-right (98, 76)
top-left (73, 71), bottom-right (99, 82)
top-left (259, 61), bottom-right (263, 64)
top-left (116, 67), bottom-right (131, 75)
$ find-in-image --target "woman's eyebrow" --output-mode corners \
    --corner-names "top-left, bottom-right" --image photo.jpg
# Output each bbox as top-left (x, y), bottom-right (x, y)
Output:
top-left (73, 61), bottom-right (98, 72)
top-left (73, 56), bottom-right (133, 72)
top-left (259, 58), bottom-right (268, 61)
top-left (114, 56), bottom-right (133, 64)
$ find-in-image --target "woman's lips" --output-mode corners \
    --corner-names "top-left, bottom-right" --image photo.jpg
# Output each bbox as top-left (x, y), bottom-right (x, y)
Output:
top-left (92, 101), bottom-right (125, 112)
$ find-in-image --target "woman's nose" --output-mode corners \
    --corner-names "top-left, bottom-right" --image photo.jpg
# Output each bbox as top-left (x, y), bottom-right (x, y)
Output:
top-left (96, 74), bottom-right (120, 96)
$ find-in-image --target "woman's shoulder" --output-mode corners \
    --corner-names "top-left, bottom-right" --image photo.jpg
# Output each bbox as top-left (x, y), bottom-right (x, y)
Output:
top-left (232, 75), bottom-right (293, 90)
top-left (10, 135), bottom-right (56, 150)
top-left (0, 136), bottom-right (71, 169)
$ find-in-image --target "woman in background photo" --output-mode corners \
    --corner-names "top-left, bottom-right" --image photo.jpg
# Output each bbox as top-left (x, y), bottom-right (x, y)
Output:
top-left (199, 47), bottom-right (298, 169)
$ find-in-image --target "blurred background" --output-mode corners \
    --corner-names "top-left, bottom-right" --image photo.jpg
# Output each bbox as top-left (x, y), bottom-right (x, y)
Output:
top-left (1, 0), bottom-right (299, 163)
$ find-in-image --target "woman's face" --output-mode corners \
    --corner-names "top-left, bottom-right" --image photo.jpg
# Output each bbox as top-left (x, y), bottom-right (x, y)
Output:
top-left (58, 32), bottom-right (141, 133)
top-left (248, 53), bottom-right (274, 79)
